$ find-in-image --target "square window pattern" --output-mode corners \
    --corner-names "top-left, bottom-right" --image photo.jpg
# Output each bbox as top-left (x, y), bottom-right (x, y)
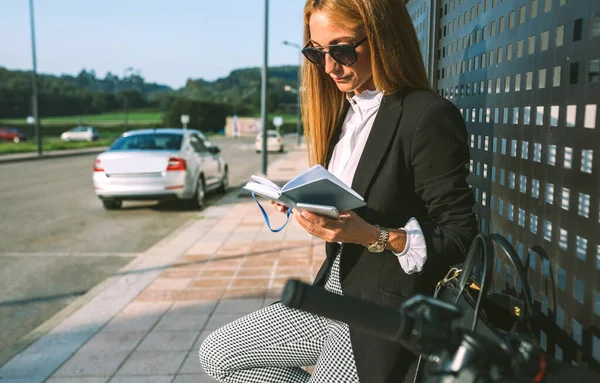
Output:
top-left (435, 4), bottom-right (599, 357)
top-left (582, 150), bottom-right (594, 173)
top-left (577, 236), bottom-right (588, 260)
top-left (579, 193), bottom-right (590, 218)
top-left (585, 105), bottom-right (597, 128)
top-left (539, 69), bottom-right (547, 89)
top-left (532, 179), bottom-right (540, 198)
top-left (562, 187), bottom-right (570, 210)
top-left (558, 267), bottom-right (566, 290)
top-left (548, 145), bottom-right (557, 166)
top-left (544, 220), bottom-right (552, 241)
top-left (551, 106), bottom-right (559, 126)
top-left (543, 258), bottom-right (551, 279)
top-left (574, 279), bottom-right (584, 304)
top-left (536, 106), bottom-right (544, 125)
top-left (534, 143), bottom-right (542, 162)
top-left (564, 147), bottom-right (573, 169)
top-left (519, 208), bottom-right (526, 227)
top-left (546, 183), bottom-right (555, 204)
top-left (567, 105), bottom-right (577, 127)
top-left (556, 306), bottom-right (565, 329)
top-left (559, 228), bottom-right (568, 250)
top-left (573, 319), bottom-right (583, 346)
top-left (530, 214), bottom-right (538, 234)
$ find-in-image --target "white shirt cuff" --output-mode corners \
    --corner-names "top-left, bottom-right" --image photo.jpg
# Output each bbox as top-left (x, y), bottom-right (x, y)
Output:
top-left (391, 217), bottom-right (427, 274)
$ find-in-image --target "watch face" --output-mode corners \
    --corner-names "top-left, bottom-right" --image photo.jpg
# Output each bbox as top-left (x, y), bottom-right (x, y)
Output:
top-left (368, 243), bottom-right (385, 253)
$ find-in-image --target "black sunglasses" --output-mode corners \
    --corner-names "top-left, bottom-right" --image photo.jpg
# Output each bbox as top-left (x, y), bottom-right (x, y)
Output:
top-left (301, 36), bottom-right (368, 67)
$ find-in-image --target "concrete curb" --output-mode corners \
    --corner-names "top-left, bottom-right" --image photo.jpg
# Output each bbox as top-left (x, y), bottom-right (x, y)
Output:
top-left (0, 147), bottom-right (108, 164)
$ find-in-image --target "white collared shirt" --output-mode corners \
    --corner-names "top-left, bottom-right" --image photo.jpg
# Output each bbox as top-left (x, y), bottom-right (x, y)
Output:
top-left (327, 90), bottom-right (427, 274)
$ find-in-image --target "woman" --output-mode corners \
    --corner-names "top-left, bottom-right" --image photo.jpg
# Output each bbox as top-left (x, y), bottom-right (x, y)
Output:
top-left (199, 0), bottom-right (477, 381)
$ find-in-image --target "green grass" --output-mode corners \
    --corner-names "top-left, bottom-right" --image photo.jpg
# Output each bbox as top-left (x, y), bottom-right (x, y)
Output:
top-left (0, 111), bottom-right (161, 126)
top-left (0, 137), bottom-right (114, 155)
top-left (0, 131), bottom-right (231, 155)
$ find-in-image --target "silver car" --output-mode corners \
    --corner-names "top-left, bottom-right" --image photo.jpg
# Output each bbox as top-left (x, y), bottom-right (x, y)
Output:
top-left (61, 126), bottom-right (99, 141)
top-left (255, 130), bottom-right (284, 153)
top-left (93, 128), bottom-right (228, 210)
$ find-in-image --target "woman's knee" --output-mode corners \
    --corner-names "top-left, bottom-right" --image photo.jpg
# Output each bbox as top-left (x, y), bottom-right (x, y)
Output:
top-left (198, 329), bottom-right (231, 380)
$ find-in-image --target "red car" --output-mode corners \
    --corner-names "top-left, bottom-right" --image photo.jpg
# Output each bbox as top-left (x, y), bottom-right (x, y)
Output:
top-left (0, 128), bottom-right (27, 143)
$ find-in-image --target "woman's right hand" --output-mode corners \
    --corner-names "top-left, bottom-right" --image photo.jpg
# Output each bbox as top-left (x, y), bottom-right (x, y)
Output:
top-left (270, 200), bottom-right (289, 214)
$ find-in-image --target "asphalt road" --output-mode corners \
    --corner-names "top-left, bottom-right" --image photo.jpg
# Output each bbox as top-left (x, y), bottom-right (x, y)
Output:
top-left (0, 135), bottom-right (296, 365)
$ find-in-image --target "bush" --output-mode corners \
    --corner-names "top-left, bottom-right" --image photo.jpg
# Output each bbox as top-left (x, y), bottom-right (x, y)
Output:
top-left (163, 98), bottom-right (228, 133)
top-left (6, 123), bottom-right (163, 138)
top-left (275, 121), bottom-right (303, 135)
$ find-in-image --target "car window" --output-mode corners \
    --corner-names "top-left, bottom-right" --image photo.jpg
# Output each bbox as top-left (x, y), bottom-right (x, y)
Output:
top-left (189, 134), bottom-right (208, 153)
top-left (267, 132), bottom-right (279, 138)
top-left (109, 133), bottom-right (183, 151)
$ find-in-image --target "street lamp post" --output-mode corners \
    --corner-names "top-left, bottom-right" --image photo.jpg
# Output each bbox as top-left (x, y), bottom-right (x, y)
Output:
top-left (29, 0), bottom-right (41, 156)
top-left (261, 0), bottom-right (269, 175)
top-left (282, 41), bottom-right (303, 147)
top-left (123, 67), bottom-right (135, 130)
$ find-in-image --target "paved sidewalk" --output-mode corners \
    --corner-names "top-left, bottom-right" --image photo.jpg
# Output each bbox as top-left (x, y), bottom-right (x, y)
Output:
top-left (0, 147), bottom-right (324, 383)
top-left (0, 147), bottom-right (108, 164)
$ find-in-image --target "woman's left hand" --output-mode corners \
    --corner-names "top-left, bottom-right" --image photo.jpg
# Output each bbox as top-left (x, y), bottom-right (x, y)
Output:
top-left (292, 209), bottom-right (378, 245)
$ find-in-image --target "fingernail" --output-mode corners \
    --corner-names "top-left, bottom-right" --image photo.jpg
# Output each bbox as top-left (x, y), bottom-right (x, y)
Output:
top-left (301, 211), bottom-right (309, 219)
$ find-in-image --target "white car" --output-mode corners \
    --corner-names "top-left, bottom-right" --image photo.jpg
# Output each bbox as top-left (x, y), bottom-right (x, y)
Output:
top-left (255, 130), bottom-right (284, 153)
top-left (61, 126), bottom-right (99, 141)
top-left (93, 128), bottom-right (228, 210)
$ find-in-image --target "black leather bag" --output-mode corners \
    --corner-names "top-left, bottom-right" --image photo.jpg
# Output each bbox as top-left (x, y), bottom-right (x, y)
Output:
top-left (412, 233), bottom-right (536, 382)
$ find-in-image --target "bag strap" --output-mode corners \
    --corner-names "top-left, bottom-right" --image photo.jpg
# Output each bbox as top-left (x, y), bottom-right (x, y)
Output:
top-left (454, 234), bottom-right (495, 332)
top-left (489, 234), bottom-right (534, 317)
top-left (415, 234), bottom-right (494, 383)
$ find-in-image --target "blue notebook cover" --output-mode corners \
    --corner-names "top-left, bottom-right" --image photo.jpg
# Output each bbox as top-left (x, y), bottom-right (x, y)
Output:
top-left (243, 165), bottom-right (366, 211)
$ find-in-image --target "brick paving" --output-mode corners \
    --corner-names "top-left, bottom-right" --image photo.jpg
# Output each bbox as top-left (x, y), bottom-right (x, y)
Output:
top-left (0, 147), bottom-right (324, 383)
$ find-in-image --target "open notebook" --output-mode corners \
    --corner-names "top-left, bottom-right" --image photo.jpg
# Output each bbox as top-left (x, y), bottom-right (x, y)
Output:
top-left (243, 164), bottom-right (366, 211)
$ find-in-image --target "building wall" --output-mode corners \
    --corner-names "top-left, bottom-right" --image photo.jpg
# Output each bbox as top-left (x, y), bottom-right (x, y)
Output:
top-left (408, 0), bottom-right (600, 369)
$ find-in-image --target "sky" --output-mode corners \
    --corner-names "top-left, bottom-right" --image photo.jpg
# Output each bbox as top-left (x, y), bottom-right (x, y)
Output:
top-left (0, 0), bottom-right (306, 89)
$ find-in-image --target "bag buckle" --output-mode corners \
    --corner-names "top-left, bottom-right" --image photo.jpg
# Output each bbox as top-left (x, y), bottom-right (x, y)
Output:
top-left (437, 267), bottom-right (462, 287)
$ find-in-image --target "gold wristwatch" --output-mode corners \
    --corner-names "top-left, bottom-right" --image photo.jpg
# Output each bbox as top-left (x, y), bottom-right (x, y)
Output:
top-left (366, 225), bottom-right (389, 253)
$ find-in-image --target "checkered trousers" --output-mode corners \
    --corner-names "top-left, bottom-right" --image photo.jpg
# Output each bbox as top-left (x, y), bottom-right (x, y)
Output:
top-left (199, 248), bottom-right (359, 382)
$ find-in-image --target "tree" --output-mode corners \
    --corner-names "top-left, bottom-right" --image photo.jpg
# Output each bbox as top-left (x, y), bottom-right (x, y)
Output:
top-left (163, 98), bottom-right (228, 133)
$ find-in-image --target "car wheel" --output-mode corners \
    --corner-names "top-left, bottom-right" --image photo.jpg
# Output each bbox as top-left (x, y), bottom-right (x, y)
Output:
top-left (279, 145), bottom-right (284, 153)
top-left (13, 137), bottom-right (20, 143)
top-left (102, 199), bottom-right (122, 210)
top-left (192, 176), bottom-right (206, 209)
top-left (217, 167), bottom-right (229, 194)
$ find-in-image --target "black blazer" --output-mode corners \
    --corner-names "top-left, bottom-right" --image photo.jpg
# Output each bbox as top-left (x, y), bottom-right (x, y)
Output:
top-left (313, 88), bottom-right (478, 382)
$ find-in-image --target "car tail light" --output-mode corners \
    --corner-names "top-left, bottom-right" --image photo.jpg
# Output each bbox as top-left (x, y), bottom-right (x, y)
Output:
top-left (93, 159), bottom-right (104, 172)
top-left (167, 157), bottom-right (186, 171)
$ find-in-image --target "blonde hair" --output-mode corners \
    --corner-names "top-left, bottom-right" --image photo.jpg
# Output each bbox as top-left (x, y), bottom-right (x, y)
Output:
top-left (301, 0), bottom-right (431, 165)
